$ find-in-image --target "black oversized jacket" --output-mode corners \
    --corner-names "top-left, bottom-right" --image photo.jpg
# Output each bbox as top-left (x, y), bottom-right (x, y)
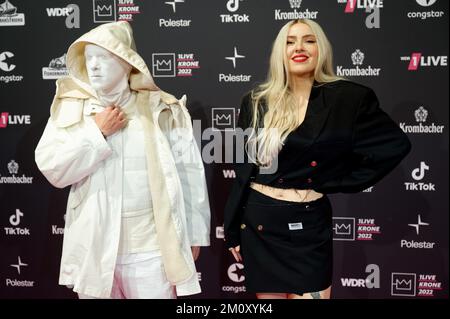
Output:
top-left (224, 80), bottom-right (411, 249)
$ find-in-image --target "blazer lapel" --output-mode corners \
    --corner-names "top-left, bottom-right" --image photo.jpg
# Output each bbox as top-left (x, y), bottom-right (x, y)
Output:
top-left (273, 84), bottom-right (332, 175)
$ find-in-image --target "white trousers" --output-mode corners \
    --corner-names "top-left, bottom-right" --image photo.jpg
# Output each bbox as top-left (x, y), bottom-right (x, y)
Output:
top-left (78, 251), bottom-right (176, 299)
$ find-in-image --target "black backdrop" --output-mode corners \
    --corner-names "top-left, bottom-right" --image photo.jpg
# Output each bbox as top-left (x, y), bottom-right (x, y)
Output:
top-left (0, 0), bottom-right (448, 299)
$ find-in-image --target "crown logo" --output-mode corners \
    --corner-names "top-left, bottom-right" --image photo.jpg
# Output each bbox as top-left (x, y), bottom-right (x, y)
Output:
top-left (334, 223), bottom-right (351, 235)
top-left (96, 4), bottom-right (112, 16)
top-left (155, 59), bottom-right (172, 71)
top-left (289, 0), bottom-right (302, 9)
top-left (214, 114), bottom-right (232, 125)
top-left (7, 160), bottom-right (18, 174)
top-left (395, 279), bottom-right (412, 290)
top-left (352, 49), bottom-right (365, 66)
top-left (415, 106), bottom-right (428, 123)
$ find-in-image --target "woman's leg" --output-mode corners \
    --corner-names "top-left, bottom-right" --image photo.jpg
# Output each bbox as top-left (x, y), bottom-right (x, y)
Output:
top-left (287, 286), bottom-right (331, 299)
top-left (256, 293), bottom-right (288, 299)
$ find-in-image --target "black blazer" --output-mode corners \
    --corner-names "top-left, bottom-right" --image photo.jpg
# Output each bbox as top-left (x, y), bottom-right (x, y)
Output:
top-left (224, 80), bottom-right (411, 249)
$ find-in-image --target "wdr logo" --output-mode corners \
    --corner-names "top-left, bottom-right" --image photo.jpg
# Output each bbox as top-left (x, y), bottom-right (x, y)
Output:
top-left (341, 264), bottom-right (380, 289)
top-left (337, 0), bottom-right (381, 28)
top-left (46, 4), bottom-right (80, 28)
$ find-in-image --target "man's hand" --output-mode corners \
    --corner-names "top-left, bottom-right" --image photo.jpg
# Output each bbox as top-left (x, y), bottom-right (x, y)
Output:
top-left (191, 246), bottom-right (201, 261)
top-left (94, 106), bottom-right (127, 137)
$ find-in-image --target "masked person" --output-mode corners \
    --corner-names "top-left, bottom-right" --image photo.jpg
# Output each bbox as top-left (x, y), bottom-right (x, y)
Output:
top-left (35, 21), bottom-right (211, 299)
top-left (224, 19), bottom-right (411, 299)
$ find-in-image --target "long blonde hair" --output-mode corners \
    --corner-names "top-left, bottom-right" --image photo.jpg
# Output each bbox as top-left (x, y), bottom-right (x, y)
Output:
top-left (247, 19), bottom-right (343, 167)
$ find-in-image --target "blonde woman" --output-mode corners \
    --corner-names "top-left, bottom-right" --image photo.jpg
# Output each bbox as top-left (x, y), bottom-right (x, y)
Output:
top-left (224, 19), bottom-right (411, 299)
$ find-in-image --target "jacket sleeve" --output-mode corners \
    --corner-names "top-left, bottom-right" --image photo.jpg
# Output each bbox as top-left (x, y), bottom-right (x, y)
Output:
top-left (35, 116), bottom-right (113, 189)
top-left (167, 97), bottom-right (211, 247)
top-left (176, 134), bottom-right (211, 247)
top-left (223, 93), bottom-right (254, 249)
top-left (316, 88), bottom-right (411, 193)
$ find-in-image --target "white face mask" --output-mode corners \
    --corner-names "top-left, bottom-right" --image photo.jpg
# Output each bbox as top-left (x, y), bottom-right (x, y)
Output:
top-left (84, 44), bottom-right (131, 96)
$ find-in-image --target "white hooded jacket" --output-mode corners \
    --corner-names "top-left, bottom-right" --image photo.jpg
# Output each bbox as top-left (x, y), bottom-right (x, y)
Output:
top-left (35, 21), bottom-right (211, 298)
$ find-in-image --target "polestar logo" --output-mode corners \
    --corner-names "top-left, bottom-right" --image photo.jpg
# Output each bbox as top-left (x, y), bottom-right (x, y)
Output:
top-left (165, 0), bottom-right (184, 13)
top-left (10, 256), bottom-right (27, 275)
top-left (225, 47), bottom-right (245, 68)
top-left (408, 214), bottom-right (429, 235)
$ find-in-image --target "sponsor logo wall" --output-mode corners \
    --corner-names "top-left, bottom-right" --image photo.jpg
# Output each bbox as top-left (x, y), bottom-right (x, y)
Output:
top-left (0, 0), bottom-right (448, 299)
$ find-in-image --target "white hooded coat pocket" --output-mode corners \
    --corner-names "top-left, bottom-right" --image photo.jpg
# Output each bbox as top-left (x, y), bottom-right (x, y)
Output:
top-left (67, 175), bottom-right (91, 211)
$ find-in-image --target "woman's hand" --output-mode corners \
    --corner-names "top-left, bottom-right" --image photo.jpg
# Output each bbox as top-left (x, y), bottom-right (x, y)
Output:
top-left (94, 106), bottom-right (127, 137)
top-left (191, 246), bottom-right (201, 261)
top-left (229, 245), bottom-right (242, 262)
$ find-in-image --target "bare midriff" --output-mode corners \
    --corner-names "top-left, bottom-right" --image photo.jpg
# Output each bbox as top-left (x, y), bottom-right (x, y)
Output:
top-left (250, 182), bottom-right (323, 203)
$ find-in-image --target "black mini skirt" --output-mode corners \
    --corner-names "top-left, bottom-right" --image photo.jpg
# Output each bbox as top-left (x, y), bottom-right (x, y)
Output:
top-left (240, 188), bottom-right (333, 295)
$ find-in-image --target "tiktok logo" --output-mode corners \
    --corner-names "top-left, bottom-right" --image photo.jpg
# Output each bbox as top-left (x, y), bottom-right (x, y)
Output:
top-left (411, 161), bottom-right (429, 181)
top-left (9, 209), bottom-right (24, 226)
top-left (5, 209), bottom-right (30, 236)
top-left (221, 0), bottom-right (249, 23)
top-left (405, 161), bottom-right (435, 191)
top-left (227, 0), bottom-right (240, 12)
